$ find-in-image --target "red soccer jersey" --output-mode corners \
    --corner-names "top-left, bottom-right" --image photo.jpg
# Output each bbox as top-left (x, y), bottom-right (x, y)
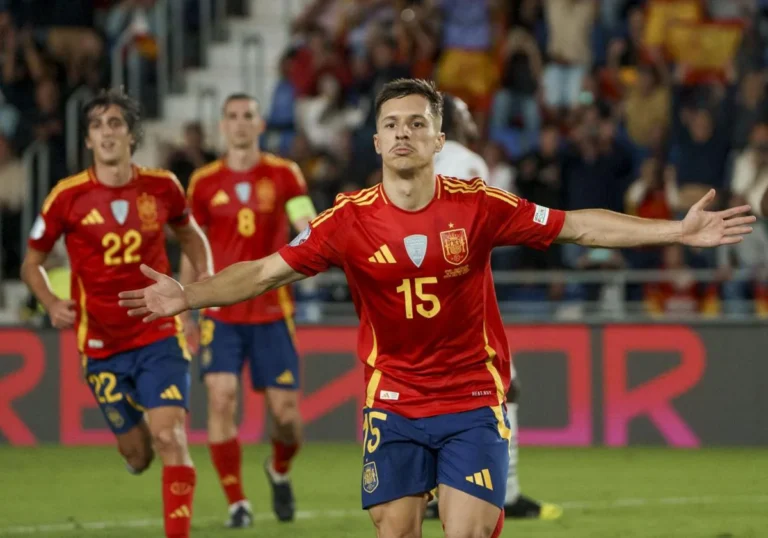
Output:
top-left (188, 154), bottom-right (308, 324)
top-left (279, 176), bottom-right (565, 418)
top-left (28, 166), bottom-right (190, 359)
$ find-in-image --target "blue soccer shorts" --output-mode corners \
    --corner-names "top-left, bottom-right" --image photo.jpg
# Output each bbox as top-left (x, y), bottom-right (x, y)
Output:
top-left (83, 336), bottom-right (191, 435)
top-left (360, 405), bottom-right (511, 509)
top-left (198, 316), bottom-right (300, 391)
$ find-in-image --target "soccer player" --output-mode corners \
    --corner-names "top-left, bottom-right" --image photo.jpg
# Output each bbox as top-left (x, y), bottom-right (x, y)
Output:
top-left (21, 88), bottom-right (212, 538)
top-left (429, 93), bottom-right (562, 521)
top-left (179, 93), bottom-right (316, 527)
top-left (119, 79), bottom-right (753, 538)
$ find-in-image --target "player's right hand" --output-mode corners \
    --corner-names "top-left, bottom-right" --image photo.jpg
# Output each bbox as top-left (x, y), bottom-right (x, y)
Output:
top-left (118, 264), bottom-right (189, 323)
top-left (47, 299), bottom-right (76, 329)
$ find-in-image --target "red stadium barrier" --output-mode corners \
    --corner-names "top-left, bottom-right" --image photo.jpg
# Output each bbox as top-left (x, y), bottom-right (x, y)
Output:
top-left (1, 324), bottom-right (766, 446)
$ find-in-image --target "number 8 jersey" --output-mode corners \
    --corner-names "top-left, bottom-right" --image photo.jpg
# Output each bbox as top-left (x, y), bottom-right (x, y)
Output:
top-left (28, 166), bottom-right (191, 359)
top-left (278, 176), bottom-right (566, 418)
top-left (187, 155), bottom-right (308, 324)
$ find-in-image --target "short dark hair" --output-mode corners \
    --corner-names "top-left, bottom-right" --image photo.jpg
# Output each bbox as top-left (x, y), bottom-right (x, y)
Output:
top-left (222, 93), bottom-right (259, 114)
top-left (82, 87), bottom-right (143, 152)
top-left (374, 78), bottom-right (443, 128)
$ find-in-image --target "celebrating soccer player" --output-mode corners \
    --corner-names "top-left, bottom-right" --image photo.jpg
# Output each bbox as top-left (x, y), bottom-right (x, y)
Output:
top-left (119, 79), bottom-right (754, 538)
top-left (179, 93), bottom-right (316, 527)
top-left (22, 88), bottom-right (212, 538)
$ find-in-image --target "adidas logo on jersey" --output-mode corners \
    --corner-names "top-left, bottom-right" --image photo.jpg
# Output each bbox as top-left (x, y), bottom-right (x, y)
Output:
top-left (211, 190), bottom-right (230, 206)
top-left (170, 505), bottom-right (191, 519)
top-left (81, 209), bottom-right (105, 225)
top-left (368, 245), bottom-right (397, 264)
top-left (465, 469), bottom-right (494, 490)
top-left (160, 385), bottom-right (183, 400)
top-left (276, 370), bottom-right (295, 385)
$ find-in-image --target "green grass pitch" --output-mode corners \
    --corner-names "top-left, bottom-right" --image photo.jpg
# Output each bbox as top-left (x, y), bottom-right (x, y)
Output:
top-left (0, 444), bottom-right (766, 537)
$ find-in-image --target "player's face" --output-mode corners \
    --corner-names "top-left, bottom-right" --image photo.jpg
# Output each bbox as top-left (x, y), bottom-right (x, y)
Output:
top-left (85, 104), bottom-right (134, 166)
top-left (221, 99), bottom-right (264, 150)
top-left (374, 94), bottom-right (444, 175)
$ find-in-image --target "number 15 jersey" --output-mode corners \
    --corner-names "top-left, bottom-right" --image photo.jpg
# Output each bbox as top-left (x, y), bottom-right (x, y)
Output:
top-left (278, 176), bottom-right (565, 419)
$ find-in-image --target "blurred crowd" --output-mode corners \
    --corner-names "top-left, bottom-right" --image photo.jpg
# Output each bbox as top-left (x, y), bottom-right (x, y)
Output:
top-left (0, 0), bottom-right (231, 281)
top-left (217, 0), bottom-right (767, 318)
top-left (4, 0), bottom-right (768, 318)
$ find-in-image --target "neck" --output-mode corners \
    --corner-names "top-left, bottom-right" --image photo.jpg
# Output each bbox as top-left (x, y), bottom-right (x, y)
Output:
top-left (93, 160), bottom-right (133, 187)
top-left (382, 164), bottom-right (436, 211)
top-left (226, 146), bottom-right (260, 171)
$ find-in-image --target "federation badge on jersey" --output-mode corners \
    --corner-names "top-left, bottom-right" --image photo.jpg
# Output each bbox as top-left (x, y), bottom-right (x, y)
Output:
top-left (110, 199), bottom-right (129, 225)
top-left (235, 182), bottom-right (251, 204)
top-left (440, 228), bottom-right (469, 266)
top-left (105, 406), bottom-right (125, 429)
top-left (403, 234), bottom-right (428, 268)
top-left (137, 193), bottom-right (159, 231)
top-left (362, 461), bottom-right (379, 493)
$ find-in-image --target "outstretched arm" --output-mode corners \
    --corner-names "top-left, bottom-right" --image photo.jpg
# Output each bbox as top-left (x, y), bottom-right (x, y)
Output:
top-left (119, 252), bottom-right (306, 322)
top-left (557, 190), bottom-right (755, 248)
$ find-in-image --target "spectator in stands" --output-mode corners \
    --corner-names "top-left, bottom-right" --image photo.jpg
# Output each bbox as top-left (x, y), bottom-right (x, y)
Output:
top-left (645, 244), bottom-right (720, 317)
top-left (542, 0), bottom-right (597, 115)
top-left (355, 35), bottom-right (410, 128)
top-left (1, 0), bottom-right (103, 87)
top-left (624, 156), bottom-right (680, 269)
top-left (490, 27), bottom-right (542, 153)
top-left (0, 133), bottom-right (24, 277)
top-left (1, 24), bottom-right (47, 119)
top-left (730, 122), bottom-right (768, 200)
top-left (730, 71), bottom-right (768, 152)
top-left (290, 25), bottom-right (351, 98)
top-left (433, 0), bottom-right (497, 124)
top-left (622, 64), bottom-right (671, 149)
top-left (515, 124), bottom-right (563, 210)
top-left (166, 122), bottom-right (217, 191)
top-left (670, 74), bottom-right (732, 211)
top-left (716, 191), bottom-right (768, 316)
top-left (392, 4), bottom-right (438, 81)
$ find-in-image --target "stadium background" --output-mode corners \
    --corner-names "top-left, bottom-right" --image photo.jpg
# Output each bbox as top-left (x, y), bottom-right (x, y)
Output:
top-left (0, 0), bottom-right (767, 537)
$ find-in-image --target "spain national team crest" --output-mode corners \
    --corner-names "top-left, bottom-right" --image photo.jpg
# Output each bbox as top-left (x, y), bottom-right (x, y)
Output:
top-left (105, 406), bottom-right (124, 429)
top-left (110, 199), bottom-right (129, 226)
top-left (256, 179), bottom-right (276, 212)
top-left (362, 462), bottom-right (379, 493)
top-left (440, 228), bottom-right (469, 265)
top-left (137, 193), bottom-right (159, 231)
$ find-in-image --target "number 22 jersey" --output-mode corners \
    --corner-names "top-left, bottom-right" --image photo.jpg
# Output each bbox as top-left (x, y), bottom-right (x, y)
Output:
top-left (278, 176), bottom-right (565, 418)
top-left (28, 166), bottom-right (190, 359)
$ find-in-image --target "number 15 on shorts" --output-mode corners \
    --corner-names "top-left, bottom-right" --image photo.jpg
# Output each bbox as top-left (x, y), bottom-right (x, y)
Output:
top-left (363, 411), bottom-right (387, 454)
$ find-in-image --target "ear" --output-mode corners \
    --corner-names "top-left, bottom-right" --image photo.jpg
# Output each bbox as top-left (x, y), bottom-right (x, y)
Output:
top-left (373, 133), bottom-right (381, 155)
top-left (434, 132), bottom-right (446, 154)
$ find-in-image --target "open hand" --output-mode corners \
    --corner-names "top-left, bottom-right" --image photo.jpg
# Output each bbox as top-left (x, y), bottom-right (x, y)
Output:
top-left (681, 190), bottom-right (756, 247)
top-left (118, 264), bottom-right (189, 323)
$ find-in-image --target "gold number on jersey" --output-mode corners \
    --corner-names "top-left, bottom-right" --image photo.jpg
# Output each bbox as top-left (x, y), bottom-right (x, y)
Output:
top-left (395, 277), bottom-right (441, 319)
top-left (87, 372), bottom-right (123, 403)
top-left (102, 230), bottom-right (142, 266)
top-left (362, 411), bottom-right (387, 454)
top-left (237, 208), bottom-right (256, 237)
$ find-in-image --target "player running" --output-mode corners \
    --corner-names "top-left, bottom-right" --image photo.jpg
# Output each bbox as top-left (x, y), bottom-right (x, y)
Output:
top-left (118, 79), bottom-right (754, 538)
top-left (429, 93), bottom-right (562, 521)
top-left (179, 93), bottom-right (316, 527)
top-left (21, 88), bottom-right (212, 538)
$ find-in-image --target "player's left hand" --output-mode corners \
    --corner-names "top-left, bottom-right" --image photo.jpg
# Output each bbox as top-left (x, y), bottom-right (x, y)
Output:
top-left (681, 189), bottom-right (756, 247)
top-left (118, 264), bottom-right (189, 322)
